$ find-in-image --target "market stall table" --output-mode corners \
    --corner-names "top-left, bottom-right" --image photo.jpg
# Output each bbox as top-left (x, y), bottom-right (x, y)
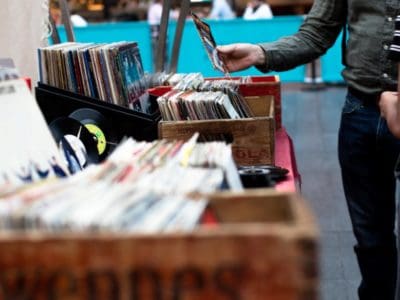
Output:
top-left (275, 127), bottom-right (301, 192)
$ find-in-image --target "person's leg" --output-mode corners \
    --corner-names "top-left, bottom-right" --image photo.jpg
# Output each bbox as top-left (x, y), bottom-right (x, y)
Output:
top-left (338, 92), bottom-right (400, 300)
top-left (395, 176), bottom-right (400, 300)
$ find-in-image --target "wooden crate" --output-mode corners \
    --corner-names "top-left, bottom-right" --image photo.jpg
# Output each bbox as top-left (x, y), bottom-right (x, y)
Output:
top-left (207, 75), bottom-right (282, 129)
top-left (0, 189), bottom-right (318, 300)
top-left (158, 94), bottom-right (275, 166)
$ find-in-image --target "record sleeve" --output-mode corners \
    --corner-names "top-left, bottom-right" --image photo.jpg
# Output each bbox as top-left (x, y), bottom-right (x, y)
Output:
top-left (191, 12), bottom-right (229, 74)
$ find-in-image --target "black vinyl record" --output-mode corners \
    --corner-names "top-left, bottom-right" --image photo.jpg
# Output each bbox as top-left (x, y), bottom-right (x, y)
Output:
top-left (69, 108), bottom-right (117, 160)
top-left (238, 167), bottom-right (274, 188)
top-left (49, 117), bottom-right (99, 172)
top-left (238, 165), bottom-right (289, 182)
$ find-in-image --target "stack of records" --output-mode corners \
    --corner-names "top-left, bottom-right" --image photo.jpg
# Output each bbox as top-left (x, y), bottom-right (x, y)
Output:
top-left (146, 72), bottom-right (251, 89)
top-left (38, 42), bottom-right (150, 113)
top-left (0, 79), bottom-right (241, 234)
top-left (0, 134), bottom-right (242, 233)
top-left (156, 73), bottom-right (254, 121)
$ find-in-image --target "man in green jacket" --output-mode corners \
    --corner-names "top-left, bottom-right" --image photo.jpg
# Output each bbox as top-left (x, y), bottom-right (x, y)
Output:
top-left (218, 1), bottom-right (400, 299)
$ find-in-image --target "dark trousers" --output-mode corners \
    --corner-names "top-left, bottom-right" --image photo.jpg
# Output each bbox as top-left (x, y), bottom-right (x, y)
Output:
top-left (396, 177), bottom-right (400, 300)
top-left (338, 91), bottom-right (400, 300)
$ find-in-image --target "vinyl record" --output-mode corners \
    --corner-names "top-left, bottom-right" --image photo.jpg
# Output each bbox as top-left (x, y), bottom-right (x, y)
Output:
top-left (49, 117), bottom-right (99, 173)
top-left (238, 165), bottom-right (289, 182)
top-left (69, 108), bottom-right (117, 160)
top-left (238, 167), bottom-right (274, 188)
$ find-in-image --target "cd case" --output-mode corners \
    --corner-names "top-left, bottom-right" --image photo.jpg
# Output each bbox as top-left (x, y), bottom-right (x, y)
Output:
top-left (35, 83), bottom-right (161, 146)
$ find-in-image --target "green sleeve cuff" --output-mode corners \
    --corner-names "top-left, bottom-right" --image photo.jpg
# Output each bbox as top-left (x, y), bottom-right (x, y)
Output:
top-left (254, 44), bottom-right (271, 73)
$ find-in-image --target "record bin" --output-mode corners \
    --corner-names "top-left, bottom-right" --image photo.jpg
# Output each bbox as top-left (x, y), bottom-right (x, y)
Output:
top-left (206, 75), bottom-right (282, 128)
top-left (35, 83), bottom-right (161, 143)
top-left (156, 86), bottom-right (276, 166)
top-left (0, 189), bottom-right (318, 300)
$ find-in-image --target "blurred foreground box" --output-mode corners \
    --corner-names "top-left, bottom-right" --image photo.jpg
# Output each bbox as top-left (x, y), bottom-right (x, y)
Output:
top-left (0, 189), bottom-right (318, 300)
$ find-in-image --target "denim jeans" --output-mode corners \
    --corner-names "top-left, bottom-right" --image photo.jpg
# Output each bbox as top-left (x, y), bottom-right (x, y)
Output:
top-left (338, 91), bottom-right (400, 300)
top-left (396, 176), bottom-right (400, 300)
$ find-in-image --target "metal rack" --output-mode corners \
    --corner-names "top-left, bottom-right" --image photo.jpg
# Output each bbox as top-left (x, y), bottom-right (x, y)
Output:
top-left (49, 0), bottom-right (76, 44)
top-left (156, 0), bottom-right (191, 73)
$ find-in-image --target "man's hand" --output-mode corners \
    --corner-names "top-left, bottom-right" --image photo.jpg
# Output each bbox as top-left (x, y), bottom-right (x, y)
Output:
top-left (379, 91), bottom-right (400, 138)
top-left (217, 43), bottom-right (265, 72)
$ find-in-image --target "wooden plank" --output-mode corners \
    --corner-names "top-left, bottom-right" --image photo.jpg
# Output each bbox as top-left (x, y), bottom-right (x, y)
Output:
top-left (245, 95), bottom-right (274, 117)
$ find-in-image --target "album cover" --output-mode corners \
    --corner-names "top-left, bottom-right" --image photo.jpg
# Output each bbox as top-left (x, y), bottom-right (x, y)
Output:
top-left (0, 79), bottom-right (68, 186)
top-left (107, 42), bottom-right (128, 107)
top-left (191, 12), bottom-right (228, 74)
top-left (81, 44), bottom-right (100, 99)
top-left (116, 42), bottom-right (142, 111)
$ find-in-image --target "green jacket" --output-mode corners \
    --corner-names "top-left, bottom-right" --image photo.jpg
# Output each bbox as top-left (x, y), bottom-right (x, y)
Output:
top-left (257, 0), bottom-right (398, 94)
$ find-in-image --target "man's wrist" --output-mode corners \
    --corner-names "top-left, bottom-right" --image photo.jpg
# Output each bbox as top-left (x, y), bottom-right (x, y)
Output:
top-left (254, 44), bottom-right (271, 73)
top-left (254, 45), bottom-right (266, 66)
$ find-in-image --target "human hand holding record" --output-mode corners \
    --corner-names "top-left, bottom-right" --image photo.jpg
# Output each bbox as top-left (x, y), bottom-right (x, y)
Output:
top-left (191, 12), bottom-right (230, 75)
top-left (216, 43), bottom-right (266, 73)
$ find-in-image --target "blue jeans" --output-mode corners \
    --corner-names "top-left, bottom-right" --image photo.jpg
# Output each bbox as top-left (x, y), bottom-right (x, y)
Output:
top-left (396, 176), bottom-right (400, 300)
top-left (338, 91), bottom-right (400, 300)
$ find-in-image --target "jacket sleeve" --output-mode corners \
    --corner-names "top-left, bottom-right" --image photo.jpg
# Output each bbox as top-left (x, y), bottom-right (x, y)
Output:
top-left (256, 0), bottom-right (347, 72)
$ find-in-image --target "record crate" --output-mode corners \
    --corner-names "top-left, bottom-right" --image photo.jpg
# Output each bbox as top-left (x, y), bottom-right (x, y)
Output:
top-left (35, 83), bottom-right (161, 143)
top-left (0, 189), bottom-right (318, 300)
top-left (154, 86), bottom-right (276, 166)
top-left (206, 75), bottom-right (282, 129)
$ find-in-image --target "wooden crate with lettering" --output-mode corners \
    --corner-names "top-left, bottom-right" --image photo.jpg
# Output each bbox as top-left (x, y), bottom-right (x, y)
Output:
top-left (158, 93), bottom-right (275, 166)
top-left (0, 189), bottom-right (318, 300)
